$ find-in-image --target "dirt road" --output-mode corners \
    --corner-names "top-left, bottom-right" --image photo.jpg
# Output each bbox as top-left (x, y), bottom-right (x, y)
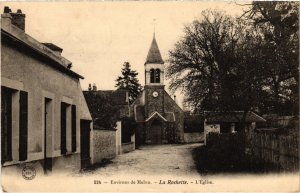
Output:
top-left (80, 143), bottom-right (202, 178)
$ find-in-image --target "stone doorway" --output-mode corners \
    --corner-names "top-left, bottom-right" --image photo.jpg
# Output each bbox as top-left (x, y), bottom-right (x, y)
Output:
top-left (149, 119), bottom-right (162, 144)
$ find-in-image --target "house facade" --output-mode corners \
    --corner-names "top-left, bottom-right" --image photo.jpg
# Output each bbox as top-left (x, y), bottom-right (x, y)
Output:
top-left (1, 7), bottom-right (92, 173)
top-left (131, 35), bottom-right (184, 145)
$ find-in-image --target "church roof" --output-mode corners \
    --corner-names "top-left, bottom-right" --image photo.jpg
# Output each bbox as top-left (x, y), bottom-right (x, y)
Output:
top-left (145, 35), bottom-right (164, 64)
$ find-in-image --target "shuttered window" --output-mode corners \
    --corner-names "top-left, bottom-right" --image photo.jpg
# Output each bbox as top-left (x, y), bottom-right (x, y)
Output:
top-left (1, 87), bottom-right (13, 164)
top-left (61, 103), bottom-right (67, 155)
top-left (19, 91), bottom-right (28, 161)
top-left (71, 105), bottom-right (76, 152)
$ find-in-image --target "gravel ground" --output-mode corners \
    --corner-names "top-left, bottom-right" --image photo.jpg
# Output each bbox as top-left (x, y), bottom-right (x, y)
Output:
top-left (79, 143), bottom-right (203, 177)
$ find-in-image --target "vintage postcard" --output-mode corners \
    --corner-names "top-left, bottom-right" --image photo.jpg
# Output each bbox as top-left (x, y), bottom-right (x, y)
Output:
top-left (1, 1), bottom-right (299, 192)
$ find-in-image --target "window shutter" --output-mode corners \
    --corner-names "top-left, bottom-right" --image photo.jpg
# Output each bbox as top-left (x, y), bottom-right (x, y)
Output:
top-left (19, 91), bottom-right (28, 161)
top-left (71, 105), bottom-right (76, 152)
top-left (61, 103), bottom-right (67, 154)
top-left (1, 87), bottom-right (13, 163)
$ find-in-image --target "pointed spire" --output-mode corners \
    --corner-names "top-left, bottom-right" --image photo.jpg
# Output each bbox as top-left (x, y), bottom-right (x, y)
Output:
top-left (145, 34), bottom-right (164, 64)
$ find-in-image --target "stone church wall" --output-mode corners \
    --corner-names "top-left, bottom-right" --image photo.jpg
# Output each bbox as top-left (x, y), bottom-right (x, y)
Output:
top-left (164, 91), bottom-right (184, 143)
top-left (144, 87), bottom-right (164, 117)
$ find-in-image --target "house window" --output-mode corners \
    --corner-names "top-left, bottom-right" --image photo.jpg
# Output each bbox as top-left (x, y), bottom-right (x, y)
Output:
top-left (71, 105), bottom-right (76, 152)
top-left (1, 87), bottom-right (13, 164)
top-left (61, 103), bottom-right (68, 155)
top-left (19, 91), bottom-right (28, 161)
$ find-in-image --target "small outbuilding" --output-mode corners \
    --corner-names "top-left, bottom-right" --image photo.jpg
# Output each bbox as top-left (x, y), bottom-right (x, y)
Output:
top-left (204, 111), bottom-right (266, 144)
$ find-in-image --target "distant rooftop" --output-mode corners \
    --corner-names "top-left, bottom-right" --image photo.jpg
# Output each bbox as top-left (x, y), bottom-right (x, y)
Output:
top-left (83, 89), bottom-right (128, 106)
top-left (205, 111), bottom-right (266, 123)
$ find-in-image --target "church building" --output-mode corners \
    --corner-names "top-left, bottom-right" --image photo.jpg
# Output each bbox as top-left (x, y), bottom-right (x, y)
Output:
top-left (131, 34), bottom-right (184, 145)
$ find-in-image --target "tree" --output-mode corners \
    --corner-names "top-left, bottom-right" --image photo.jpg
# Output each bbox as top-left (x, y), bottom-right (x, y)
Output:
top-left (167, 6), bottom-right (298, 118)
top-left (121, 117), bottom-right (137, 143)
top-left (167, 10), bottom-right (264, 113)
top-left (115, 62), bottom-right (143, 103)
top-left (242, 2), bottom-right (299, 115)
top-left (84, 91), bottom-right (119, 130)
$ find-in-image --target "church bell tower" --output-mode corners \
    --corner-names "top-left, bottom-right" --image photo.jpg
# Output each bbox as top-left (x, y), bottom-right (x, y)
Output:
top-left (145, 34), bottom-right (164, 86)
top-left (131, 32), bottom-right (184, 145)
top-left (144, 34), bottom-right (165, 117)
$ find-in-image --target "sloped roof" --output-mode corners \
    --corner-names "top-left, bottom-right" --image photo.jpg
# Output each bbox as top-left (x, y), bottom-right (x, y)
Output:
top-left (163, 90), bottom-right (184, 111)
top-left (205, 111), bottom-right (266, 123)
top-left (1, 14), bottom-right (83, 79)
top-left (83, 89), bottom-right (128, 106)
top-left (42, 43), bottom-right (63, 52)
top-left (145, 35), bottom-right (164, 64)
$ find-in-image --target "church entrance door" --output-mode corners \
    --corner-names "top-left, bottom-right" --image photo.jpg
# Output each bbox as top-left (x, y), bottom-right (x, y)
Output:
top-left (149, 119), bottom-right (162, 144)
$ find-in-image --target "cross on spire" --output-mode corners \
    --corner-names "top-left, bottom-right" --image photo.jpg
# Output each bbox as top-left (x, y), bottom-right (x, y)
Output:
top-left (153, 18), bottom-right (156, 37)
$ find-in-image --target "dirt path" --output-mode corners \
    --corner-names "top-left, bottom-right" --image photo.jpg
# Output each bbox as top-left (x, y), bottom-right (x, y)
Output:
top-left (80, 143), bottom-right (202, 178)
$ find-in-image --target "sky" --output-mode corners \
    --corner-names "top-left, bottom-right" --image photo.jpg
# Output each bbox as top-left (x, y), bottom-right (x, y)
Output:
top-left (3, 2), bottom-right (248, 107)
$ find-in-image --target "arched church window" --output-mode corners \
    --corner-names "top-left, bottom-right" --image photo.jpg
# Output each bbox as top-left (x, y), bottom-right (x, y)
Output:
top-left (150, 69), bottom-right (155, 83)
top-left (155, 69), bottom-right (160, 83)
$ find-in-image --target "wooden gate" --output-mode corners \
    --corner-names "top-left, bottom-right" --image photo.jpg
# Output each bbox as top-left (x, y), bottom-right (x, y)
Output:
top-left (80, 120), bottom-right (91, 169)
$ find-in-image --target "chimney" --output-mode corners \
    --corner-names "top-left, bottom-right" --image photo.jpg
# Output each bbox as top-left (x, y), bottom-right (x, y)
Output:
top-left (88, 84), bottom-right (92, 91)
top-left (4, 6), bottom-right (12, 13)
top-left (10, 9), bottom-right (25, 31)
top-left (2, 7), bottom-right (12, 29)
top-left (92, 83), bottom-right (97, 91)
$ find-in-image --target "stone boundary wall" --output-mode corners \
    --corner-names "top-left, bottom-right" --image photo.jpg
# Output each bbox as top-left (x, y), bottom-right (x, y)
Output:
top-left (121, 142), bottom-right (135, 154)
top-left (184, 132), bottom-right (204, 143)
top-left (92, 129), bottom-right (116, 164)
